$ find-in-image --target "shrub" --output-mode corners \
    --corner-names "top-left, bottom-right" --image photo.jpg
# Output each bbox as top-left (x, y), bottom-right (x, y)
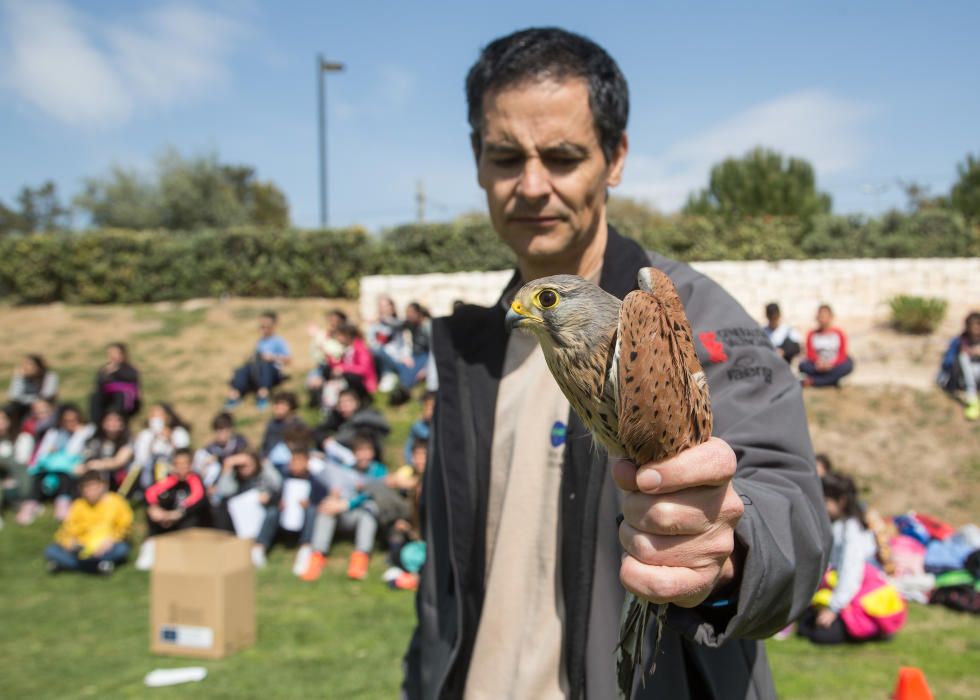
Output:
top-left (888, 295), bottom-right (949, 335)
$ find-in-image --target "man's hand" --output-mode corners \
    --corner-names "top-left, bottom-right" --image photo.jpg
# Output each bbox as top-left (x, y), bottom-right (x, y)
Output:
top-left (92, 539), bottom-right (116, 558)
top-left (611, 437), bottom-right (744, 608)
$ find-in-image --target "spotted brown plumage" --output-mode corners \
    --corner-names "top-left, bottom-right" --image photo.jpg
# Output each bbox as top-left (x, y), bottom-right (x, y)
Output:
top-left (506, 266), bottom-right (713, 700)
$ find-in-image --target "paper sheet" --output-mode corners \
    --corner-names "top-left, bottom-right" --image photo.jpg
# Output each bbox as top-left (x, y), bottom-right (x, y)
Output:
top-left (280, 478), bottom-right (312, 531)
top-left (227, 488), bottom-right (266, 540)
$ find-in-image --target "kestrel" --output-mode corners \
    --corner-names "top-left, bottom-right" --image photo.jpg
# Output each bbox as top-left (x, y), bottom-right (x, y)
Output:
top-left (506, 266), bottom-right (713, 699)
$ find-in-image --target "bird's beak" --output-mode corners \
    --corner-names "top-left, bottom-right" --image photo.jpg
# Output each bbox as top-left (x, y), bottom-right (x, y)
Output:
top-left (506, 300), bottom-right (535, 331)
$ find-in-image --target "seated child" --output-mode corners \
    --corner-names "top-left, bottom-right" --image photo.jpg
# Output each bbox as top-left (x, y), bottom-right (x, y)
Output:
top-left (312, 387), bottom-right (390, 460)
top-left (18, 403), bottom-right (95, 524)
top-left (194, 412), bottom-right (248, 487)
top-left (300, 434), bottom-right (387, 582)
top-left (1, 407), bottom-right (33, 516)
top-left (799, 304), bottom-right (855, 387)
top-left (226, 310), bottom-right (292, 410)
top-left (213, 450), bottom-right (282, 568)
top-left (135, 448), bottom-right (208, 570)
top-left (44, 470), bottom-right (133, 575)
top-left (763, 302), bottom-right (802, 364)
top-left (402, 391), bottom-right (434, 465)
top-left (797, 473), bottom-right (906, 644)
top-left (384, 437), bottom-right (427, 591)
top-left (260, 392), bottom-right (309, 472)
top-left (938, 311), bottom-right (980, 420)
top-left (80, 410), bottom-right (134, 490)
top-left (282, 442), bottom-right (329, 576)
top-left (132, 403), bottom-right (192, 492)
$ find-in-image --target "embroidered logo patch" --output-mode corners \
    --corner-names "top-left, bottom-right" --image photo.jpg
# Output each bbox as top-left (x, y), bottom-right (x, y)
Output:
top-left (698, 331), bottom-right (729, 363)
top-left (550, 421), bottom-right (567, 447)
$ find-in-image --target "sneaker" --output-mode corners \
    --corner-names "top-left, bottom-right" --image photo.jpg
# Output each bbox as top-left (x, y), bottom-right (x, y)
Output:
top-left (46, 560), bottom-right (61, 575)
top-left (378, 373), bottom-right (399, 393)
top-left (300, 551), bottom-right (327, 581)
top-left (292, 544), bottom-right (313, 576)
top-left (394, 571), bottom-right (419, 591)
top-left (135, 539), bottom-right (156, 571)
top-left (224, 397), bottom-right (241, 410)
top-left (53, 496), bottom-right (71, 521)
top-left (966, 399), bottom-right (980, 421)
top-left (251, 544), bottom-right (268, 569)
top-left (256, 396), bottom-right (269, 411)
top-left (16, 500), bottom-right (41, 526)
top-left (97, 560), bottom-right (116, 576)
top-left (347, 550), bottom-right (370, 580)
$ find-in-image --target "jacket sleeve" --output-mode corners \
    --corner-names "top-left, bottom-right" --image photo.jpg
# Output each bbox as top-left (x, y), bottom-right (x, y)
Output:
top-left (652, 256), bottom-right (832, 646)
top-left (110, 495), bottom-right (134, 541)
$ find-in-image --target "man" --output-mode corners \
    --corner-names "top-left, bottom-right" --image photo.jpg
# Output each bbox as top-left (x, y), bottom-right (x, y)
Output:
top-left (44, 469), bottom-right (133, 575)
top-left (403, 28), bottom-right (830, 699)
top-left (763, 302), bottom-right (802, 364)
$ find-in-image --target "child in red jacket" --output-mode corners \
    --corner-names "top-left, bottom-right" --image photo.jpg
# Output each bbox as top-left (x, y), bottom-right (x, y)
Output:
top-left (800, 304), bottom-right (855, 387)
top-left (135, 448), bottom-right (208, 570)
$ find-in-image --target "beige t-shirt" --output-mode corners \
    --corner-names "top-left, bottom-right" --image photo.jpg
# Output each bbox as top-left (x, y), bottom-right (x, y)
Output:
top-left (464, 329), bottom-right (572, 699)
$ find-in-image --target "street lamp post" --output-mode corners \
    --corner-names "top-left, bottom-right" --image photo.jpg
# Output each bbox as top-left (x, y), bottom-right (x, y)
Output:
top-left (317, 54), bottom-right (344, 228)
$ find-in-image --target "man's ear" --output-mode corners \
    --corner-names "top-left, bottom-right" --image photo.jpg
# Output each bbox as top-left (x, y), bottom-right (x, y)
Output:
top-left (606, 132), bottom-right (629, 188)
top-left (470, 131), bottom-right (482, 165)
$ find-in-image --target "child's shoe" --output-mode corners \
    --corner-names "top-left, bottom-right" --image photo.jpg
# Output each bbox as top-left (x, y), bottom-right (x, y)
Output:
top-left (251, 544), bottom-right (267, 568)
top-left (256, 396), bottom-right (269, 411)
top-left (394, 571), bottom-right (419, 591)
top-left (300, 551), bottom-right (327, 581)
top-left (292, 544), bottom-right (312, 576)
top-left (966, 399), bottom-right (980, 421)
top-left (15, 500), bottom-right (40, 526)
top-left (223, 397), bottom-right (241, 411)
top-left (347, 550), bottom-right (370, 580)
top-left (97, 560), bottom-right (116, 576)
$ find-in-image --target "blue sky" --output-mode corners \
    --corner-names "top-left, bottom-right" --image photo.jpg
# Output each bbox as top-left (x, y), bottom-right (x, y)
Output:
top-left (1, 1), bottom-right (977, 230)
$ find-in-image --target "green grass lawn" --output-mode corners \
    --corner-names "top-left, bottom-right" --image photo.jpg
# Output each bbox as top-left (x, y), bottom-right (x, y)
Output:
top-left (3, 511), bottom-right (977, 700)
top-left (0, 366), bottom-right (976, 698)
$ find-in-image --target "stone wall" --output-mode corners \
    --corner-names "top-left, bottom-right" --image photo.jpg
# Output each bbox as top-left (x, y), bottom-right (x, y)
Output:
top-left (359, 258), bottom-right (979, 324)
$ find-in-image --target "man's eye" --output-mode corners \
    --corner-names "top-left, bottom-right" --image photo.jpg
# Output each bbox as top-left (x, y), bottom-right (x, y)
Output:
top-left (491, 156), bottom-right (522, 167)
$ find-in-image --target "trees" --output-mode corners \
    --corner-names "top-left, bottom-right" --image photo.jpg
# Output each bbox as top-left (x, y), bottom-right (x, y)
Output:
top-left (74, 150), bottom-right (290, 230)
top-left (0, 181), bottom-right (70, 235)
top-left (950, 153), bottom-right (980, 222)
top-left (683, 147), bottom-right (832, 220)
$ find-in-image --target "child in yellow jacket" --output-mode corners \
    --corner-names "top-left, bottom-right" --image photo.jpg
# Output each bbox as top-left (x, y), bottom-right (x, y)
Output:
top-left (44, 471), bottom-right (133, 575)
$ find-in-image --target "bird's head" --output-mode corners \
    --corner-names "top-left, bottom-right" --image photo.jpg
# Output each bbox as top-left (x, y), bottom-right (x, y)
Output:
top-left (506, 275), bottom-right (621, 352)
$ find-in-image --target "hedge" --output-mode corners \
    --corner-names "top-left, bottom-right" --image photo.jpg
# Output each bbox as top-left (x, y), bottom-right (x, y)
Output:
top-left (0, 211), bottom-right (976, 304)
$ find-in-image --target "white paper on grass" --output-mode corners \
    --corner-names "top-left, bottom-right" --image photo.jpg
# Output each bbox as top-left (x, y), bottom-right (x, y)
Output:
top-left (227, 488), bottom-right (266, 540)
top-left (144, 667), bottom-right (207, 687)
top-left (280, 478), bottom-right (312, 531)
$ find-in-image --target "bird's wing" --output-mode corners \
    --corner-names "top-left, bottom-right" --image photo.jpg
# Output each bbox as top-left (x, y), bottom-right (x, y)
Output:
top-left (616, 288), bottom-right (712, 466)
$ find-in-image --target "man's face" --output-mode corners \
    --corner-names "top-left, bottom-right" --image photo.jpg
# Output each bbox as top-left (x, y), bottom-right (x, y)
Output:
top-left (816, 308), bottom-right (833, 329)
top-left (272, 400), bottom-right (291, 420)
top-left (288, 452), bottom-right (309, 477)
top-left (259, 316), bottom-right (275, 337)
top-left (171, 455), bottom-right (193, 478)
top-left (475, 78), bottom-right (626, 271)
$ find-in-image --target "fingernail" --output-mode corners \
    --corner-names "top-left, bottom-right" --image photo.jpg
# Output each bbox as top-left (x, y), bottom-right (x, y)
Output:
top-left (638, 468), bottom-right (662, 492)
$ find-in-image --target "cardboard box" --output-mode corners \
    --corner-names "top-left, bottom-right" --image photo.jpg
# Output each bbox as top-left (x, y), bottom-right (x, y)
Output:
top-left (150, 528), bottom-right (255, 659)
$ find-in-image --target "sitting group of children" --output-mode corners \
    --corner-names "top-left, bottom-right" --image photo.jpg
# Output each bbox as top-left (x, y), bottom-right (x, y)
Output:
top-left (3, 366), bottom-right (431, 586)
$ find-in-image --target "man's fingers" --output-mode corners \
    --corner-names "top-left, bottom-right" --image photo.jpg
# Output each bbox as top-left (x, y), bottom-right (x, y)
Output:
top-left (610, 459), bottom-right (638, 492)
top-left (621, 485), bottom-right (744, 537)
top-left (635, 437), bottom-right (736, 494)
top-left (618, 520), bottom-right (735, 570)
top-left (620, 556), bottom-right (718, 608)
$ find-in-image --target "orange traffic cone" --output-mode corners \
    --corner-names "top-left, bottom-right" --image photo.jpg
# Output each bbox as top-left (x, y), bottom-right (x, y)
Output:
top-left (892, 667), bottom-right (934, 700)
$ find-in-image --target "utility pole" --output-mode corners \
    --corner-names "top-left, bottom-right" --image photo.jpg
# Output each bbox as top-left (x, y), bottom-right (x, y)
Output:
top-left (415, 179), bottom-right (426, 223)
top-left (317, 54), bottom-right (344, 228)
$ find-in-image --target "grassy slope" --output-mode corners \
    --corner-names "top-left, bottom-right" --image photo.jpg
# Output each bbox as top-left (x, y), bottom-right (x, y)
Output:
top-left (1, 300), bottom-right (977, 699)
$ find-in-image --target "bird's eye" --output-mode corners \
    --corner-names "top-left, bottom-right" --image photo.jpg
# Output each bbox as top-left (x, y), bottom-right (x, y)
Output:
top-left (536, 289), bottom-right (559, 309)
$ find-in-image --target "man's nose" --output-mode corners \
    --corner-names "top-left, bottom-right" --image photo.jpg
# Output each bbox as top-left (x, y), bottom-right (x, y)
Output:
top-left (516, 158), bottom-right (550, 201)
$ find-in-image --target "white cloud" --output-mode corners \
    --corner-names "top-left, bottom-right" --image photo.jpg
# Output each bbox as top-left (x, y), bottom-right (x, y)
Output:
top-left (621, 90), bottom-right (876, 211)
top-left (0, 0), bottom-right (246, 127)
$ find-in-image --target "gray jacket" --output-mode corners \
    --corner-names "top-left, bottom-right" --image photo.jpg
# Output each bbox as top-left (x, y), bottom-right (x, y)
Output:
top-left (403, 228), bottom-right (831, 699)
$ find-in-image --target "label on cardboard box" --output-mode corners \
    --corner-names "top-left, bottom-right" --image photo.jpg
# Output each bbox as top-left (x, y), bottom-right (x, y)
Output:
top-left (159, 624), bottom-right (215, 649)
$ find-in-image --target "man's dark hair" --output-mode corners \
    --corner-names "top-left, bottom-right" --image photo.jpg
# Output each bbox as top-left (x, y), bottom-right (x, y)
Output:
top-left (466, 27), bottom-right (629, 163)
top-left (765, 302), bottom-right (781, 320)
top-left (173, 447), bottom-right (193, 461)
top-left (261, 310), bottom-right (278, 323)
top-left (78, 470), bottom-right (105, 487)
top-left (328, 308), bottom-right (349, 323)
